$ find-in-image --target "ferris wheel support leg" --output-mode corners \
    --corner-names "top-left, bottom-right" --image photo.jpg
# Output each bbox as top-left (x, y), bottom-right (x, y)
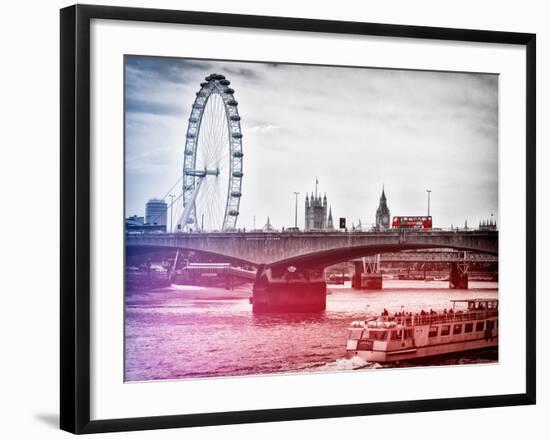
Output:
top-left (177, 177), bottom-right (204, 232)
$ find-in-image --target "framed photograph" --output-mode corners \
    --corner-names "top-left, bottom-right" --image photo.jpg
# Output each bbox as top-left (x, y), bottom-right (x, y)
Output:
top-left (60, 4), bottom-right (536, 434)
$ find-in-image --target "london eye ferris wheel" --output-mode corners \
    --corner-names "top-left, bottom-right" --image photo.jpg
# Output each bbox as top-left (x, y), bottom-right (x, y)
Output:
top-left (177, 73), bottom-right (243, 232)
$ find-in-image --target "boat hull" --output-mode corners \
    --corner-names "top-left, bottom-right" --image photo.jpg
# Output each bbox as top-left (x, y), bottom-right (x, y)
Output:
top-left (346, 336), bottom-right (498, 363)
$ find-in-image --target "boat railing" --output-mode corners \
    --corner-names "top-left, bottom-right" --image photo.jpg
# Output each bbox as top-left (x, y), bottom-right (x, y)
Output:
top-left (366, 309), bottom-right (498, 328)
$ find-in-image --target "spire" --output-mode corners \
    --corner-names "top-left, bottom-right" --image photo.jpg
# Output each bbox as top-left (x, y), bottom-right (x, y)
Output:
top-left (376, 184), bottom-right (390, 230)
top-left (327, 206), bottom-right (334, 229)
top-left (263, 216), bottom-right (274, 232)
top-left (315, 177), bottom-right (319, 199)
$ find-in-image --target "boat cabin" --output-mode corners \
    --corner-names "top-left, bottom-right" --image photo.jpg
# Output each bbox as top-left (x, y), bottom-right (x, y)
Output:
top-left (451, 298), bottom-right (498, 312)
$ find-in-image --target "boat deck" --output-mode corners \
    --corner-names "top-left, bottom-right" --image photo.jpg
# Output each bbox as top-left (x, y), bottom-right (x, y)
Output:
top-left (360, 309), bottom-right (498, 329)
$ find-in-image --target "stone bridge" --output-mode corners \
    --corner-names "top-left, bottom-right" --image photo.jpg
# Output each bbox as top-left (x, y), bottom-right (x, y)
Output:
top-left (127, 230), bottom-right (498, 313)
top-left (126, 230), bottom-right (498, 269)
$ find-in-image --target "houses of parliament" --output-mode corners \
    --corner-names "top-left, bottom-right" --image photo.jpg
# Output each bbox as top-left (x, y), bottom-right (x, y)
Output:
top-left (304, 182), bottom-right (390, 232)
top-left (304, 189), bottom-right (334, 231)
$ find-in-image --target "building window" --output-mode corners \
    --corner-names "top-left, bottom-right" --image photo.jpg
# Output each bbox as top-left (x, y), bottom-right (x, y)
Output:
top-left (453, 324), bottom-right (462, 334)
top-left (464, 323), bottom-right (474, 333)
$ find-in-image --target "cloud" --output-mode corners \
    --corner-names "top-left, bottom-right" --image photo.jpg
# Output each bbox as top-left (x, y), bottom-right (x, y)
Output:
top-left (246, 123), bottom-right (279, 134)
top-left (125, 56), bottom-right (212, 85)
top-left (219, 65), bottom-right (261, 80)
top-left (126, 97), bottom-right (185, 116)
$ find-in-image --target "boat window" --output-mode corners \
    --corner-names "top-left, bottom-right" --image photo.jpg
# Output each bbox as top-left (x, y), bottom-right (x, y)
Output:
top-left (405, 329), bottom-right (414, 339)
top-left (428, 326), bottom-right (438, 337)
top-left (441, 325), bottom-right (451, 336)
top-left (476, 321), bottom-right (485, 332)
top-left (464, 323), bottom-right (474, 333)
top-left (368, 330), bottom-right (388, 341)
top-left (453, 324), bottom-right (462, 334)
top-left (348, 329), bottom-right (363, 340)
top-left (390, 330), bottom-right (403, 340)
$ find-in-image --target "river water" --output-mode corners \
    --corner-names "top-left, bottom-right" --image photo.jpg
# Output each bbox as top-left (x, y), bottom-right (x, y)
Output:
top-left (125, 280), bottom-right (498, 382)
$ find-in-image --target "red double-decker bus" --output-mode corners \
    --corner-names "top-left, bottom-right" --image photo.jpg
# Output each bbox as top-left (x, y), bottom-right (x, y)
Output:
top-left (392, 216), bottom-right (432, 230)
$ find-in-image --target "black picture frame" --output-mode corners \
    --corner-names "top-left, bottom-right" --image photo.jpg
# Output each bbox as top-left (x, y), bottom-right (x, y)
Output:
top-left (60, 4), bottom-right (536, 434)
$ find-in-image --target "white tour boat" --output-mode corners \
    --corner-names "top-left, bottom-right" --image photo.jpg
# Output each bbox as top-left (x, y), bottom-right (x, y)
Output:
top-left (345, 298), bottom-right (498, 362)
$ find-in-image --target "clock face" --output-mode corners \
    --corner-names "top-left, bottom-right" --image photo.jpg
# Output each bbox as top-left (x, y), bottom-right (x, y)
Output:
top-left (383, 214), bottom-right (389, 223)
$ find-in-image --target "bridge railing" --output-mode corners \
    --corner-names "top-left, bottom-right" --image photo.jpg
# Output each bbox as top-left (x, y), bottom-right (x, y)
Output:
top-left (365, 309), bottom-right (498, 328)
top-left (126, 228), bottom-right (498, 236)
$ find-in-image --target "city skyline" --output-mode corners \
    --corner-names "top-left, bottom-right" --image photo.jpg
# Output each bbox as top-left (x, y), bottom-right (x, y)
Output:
top-left (125, 56), bottom-right (498, 230)
top-left (128, 184), bottom-right (497, 232)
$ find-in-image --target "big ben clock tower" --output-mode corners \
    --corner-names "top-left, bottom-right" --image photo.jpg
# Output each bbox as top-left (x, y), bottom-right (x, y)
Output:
top-left (376, 186), bottom-right (391, 230)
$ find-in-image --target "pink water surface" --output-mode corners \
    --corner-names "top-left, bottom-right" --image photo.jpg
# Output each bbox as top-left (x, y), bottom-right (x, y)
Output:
top-left (124, 280), bottom-right (498, 381)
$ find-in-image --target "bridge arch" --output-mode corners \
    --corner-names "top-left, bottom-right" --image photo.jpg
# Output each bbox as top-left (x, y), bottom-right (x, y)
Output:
top-left (126, 244), bottom-right (256, 267)
top-left (268, 242), bottom-right (498, 271)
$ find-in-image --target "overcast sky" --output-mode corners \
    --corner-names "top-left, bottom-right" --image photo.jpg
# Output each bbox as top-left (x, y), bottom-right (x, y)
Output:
top-left (125, 55), bottom-right (498, 230)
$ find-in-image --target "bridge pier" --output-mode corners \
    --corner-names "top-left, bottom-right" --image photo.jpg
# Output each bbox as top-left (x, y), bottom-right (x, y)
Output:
top-left (251, 265), bottom-right (326, 313)
top-left (352, 261), bottom-right (363, 289)
top-left (449, 262), bottom-right (469, 289)
top-left (361, 273), bottom-right (383, 289)
top-left (352, 257), bottom-right (383, 290)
